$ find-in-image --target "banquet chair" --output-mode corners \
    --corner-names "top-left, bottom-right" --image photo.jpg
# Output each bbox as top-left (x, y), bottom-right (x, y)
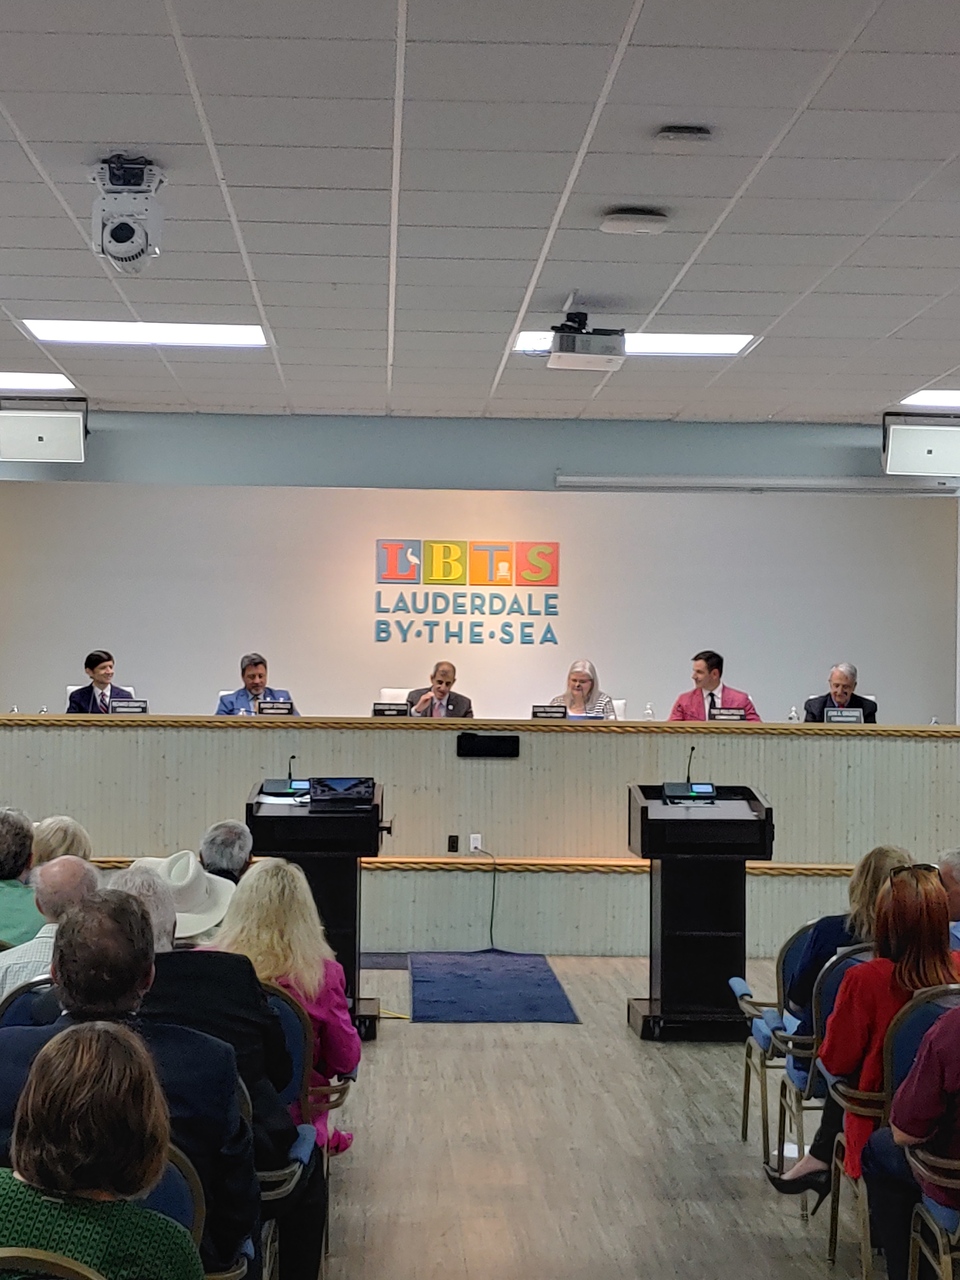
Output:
top-left (143, 1143), bottom-right (249, 1280)
top-left (0, 977), bottom-right (55, 1028)
top-left (904, 1148), bottom-right (960, 1280)
top-left (0, 1249), bottom-right (107, 1279)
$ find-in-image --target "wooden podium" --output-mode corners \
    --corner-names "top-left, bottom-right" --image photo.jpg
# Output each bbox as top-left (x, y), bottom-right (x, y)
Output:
top-left (627, 784), bottom-right (774, 1041)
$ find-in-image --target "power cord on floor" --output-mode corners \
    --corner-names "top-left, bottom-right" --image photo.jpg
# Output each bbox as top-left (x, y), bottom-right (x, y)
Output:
top-left (473, 845), bottom-right (499, 950)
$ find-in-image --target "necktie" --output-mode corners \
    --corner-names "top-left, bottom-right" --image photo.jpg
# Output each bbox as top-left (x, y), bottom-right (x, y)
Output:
top-left (99, 691), bottom-right (109, 714)
top-left (708, 692), bottom-right (716, 716)
top-left (432, 699), bottom-right (443, 718)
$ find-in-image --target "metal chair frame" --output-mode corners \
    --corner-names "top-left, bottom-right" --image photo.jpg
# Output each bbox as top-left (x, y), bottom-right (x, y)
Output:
top-left (154, 1143), bottom-right (246, 1280)
top-left (734, 919), bottom-right (817, 1164)
top-left (0, 977), bottom-right (55, 1026)
top-left (905, 1148), bottom-right (960, 1280)
top-left (0, 1248), bottom-right (108, 1279)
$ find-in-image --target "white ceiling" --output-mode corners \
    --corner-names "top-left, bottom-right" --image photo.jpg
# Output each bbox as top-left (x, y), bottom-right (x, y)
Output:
top-left (2, 0), bottom-right (960, 421)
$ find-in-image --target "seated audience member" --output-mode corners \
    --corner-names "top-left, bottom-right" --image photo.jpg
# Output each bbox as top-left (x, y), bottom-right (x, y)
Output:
top-left (0, 808), bottom-right (43, 947)
top-left (862, 1006), bottom-right (960, 1280)
top-left (215, 858), bottom-right (362, 1153)
top-left (786, 845), bottom-right (913, 1032)
top-left (407, 660), bottom-right (473, 718)
top-left (215, 652), bottom-right (298, 716)
top-left (804, 662), bottom-right (878, 723)
top-left (765, 865), bottom-right (960, 1207)
top-left (938, 848), bottom-right (960, 949)
top-left (0, 890), bottom-right (258, 1273)
top-left (31, 814), bottom-right (93, 865)
top-left (549, 659), bottom-right (616, 719)
top-left (199, 819), bottom-right (253, 883)
top-left (668, 650), bottom-right (761, 722)
top-left (112, 864), bottom-right (295, 1168)
top-left (128, 848), bottom-right (234, 944)
top-left (65, 650), bottom-right (134, 714)
top-left (0, 1021), bottom-right (202, 1280)
top-left (0, 856), bottom-right (99, 1001)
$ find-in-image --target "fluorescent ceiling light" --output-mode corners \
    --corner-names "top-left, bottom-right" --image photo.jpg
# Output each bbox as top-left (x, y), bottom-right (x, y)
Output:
top-left (513, 331), bottom-right (755, 356)
top-left (24, 320), bottom-right (267, 347)
top-left (555, 473), bottom-right (959, 495)
top-left (900, 390), bottom-right (960, 408)
top-left (625, 333), bottom-right (755, 355)
top-left (0, 372), bottom-right (75, 391)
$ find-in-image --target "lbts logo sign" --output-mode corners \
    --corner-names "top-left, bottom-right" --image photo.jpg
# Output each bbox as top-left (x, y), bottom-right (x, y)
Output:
top-left (377, 540), bottom-right (559, 587)
top-left (374, 539), bottom-right (560, 647)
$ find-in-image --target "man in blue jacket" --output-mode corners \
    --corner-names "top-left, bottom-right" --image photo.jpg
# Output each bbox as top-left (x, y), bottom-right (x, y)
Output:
top-left (0, 891), bottom-right (259, 1274)
top-left (215, 652), bottom-right (298, 715)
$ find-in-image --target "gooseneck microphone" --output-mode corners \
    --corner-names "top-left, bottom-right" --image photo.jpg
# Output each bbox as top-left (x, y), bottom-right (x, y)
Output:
top-left (287, 754), bottom-right (297, 784)
top-left (685, 745), bottom-right (696, 787)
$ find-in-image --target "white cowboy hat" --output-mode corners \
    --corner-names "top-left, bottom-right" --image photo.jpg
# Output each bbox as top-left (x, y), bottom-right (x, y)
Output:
top-left (129, 849), bottom-right (234, 939)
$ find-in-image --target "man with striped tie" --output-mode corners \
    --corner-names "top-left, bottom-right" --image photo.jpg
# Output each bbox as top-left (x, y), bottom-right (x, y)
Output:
top-left (65, 650), bottom-right (135, 714)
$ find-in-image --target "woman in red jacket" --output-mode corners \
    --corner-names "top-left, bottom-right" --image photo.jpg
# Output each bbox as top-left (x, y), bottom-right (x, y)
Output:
top-left (765, 865), bottom-right (959, 1208)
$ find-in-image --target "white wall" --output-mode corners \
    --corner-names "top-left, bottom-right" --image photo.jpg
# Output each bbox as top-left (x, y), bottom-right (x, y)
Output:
top-left (0, 481), bottom-right (954, 722)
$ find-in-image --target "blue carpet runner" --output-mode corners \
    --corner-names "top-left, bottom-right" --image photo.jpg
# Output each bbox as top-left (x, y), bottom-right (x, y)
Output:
top-left (409, 949), bottom-right (579, 1023)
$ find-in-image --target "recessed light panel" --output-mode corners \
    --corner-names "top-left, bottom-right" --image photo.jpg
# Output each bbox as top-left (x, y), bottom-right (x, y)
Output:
top-left (24, 320), bottom-right (267, 347)
top-left (624, 333), bottom-right (755, 356)
top-left (0, 372), bottom-right (75, 391)
top-left (900, 390), bottom-right (960, 408)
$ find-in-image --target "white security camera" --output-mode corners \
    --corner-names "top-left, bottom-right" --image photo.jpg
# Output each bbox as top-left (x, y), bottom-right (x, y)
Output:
top-left (91, 153), bottom-right (164, 276)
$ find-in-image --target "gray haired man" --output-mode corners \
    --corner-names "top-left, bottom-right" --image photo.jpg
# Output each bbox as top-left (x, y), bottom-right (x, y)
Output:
top-left (199, 820), bottom-right (253, 884)
top-left (804, 663), bottom-right (877, 723)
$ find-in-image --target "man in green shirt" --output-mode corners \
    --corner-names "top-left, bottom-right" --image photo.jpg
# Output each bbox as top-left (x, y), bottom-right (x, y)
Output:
top-left (0, 809), bottom-right (42, 948)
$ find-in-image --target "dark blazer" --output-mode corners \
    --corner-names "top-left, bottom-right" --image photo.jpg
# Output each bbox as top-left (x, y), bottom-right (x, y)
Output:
top-left (141, 949), bottom-right (296, 1170)
top-left (804, 692), bottom-right (877, 724)
top-left (0, 1016), bottom-right (259, 1272)
top-left (407, 688), bottom-right (474, 718)
top-left (65, 684), bottom-right (135, 714)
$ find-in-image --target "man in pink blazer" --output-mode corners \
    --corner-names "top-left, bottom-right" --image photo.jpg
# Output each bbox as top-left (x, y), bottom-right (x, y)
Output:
top-left (668, 650), bottom-right (761, 721)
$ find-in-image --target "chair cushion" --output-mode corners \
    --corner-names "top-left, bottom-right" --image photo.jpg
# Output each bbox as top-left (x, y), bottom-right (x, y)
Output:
top-left (923, 1195), bottom-right (960, 1234)
top-left (289, 1124), bottom-right (316, 1165)
top-left (729, 977), bottom-right (752, 1000)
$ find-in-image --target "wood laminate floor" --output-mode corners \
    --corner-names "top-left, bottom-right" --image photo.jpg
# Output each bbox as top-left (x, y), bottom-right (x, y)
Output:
top-left (329, 958), bottom-right (857, 1280)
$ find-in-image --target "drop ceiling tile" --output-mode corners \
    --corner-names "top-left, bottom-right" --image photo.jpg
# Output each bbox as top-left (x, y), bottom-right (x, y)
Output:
top-left (232, 188), bottom-right (390, 224)
top-left (818, 266), bottom-right (960, 294)
top-left (589, 105), bottom-right (795, 156)
top-left (250, 255), bottom-right (387, 285)
top-left (242, 223), bottom-right (388, 256)
top-left (0, 1), bottom-right (170, 34)
top-left (265, 306), bottom-right (385, 330)
top-left (388, 350), bottom-right (496, 370)
top-left (164, 221), bottom-right (242, 254)
top-left (398, 259), bottom-right (533, 288)
top-left (813, 53), bottom-right (960, 111)
top-left (407, 0), bottom-right (634, 44)
top-left (633, 0), bottom-right (870, 49)
top-left (394, 331), bottom-right (504, 355)
top-left (402, 149), bottom-right (573, 193)
top-left (129, 303), bottom-right (262, 324)
top-left (403, 101), bottom-right (595, 153)
top-left (846, 237), bottom-right (960, 269)
top-left (778, 110), bottom-right (960, 161)
top-left (404, 43), bottom-right (615, 103)
top-left (140, 252), bottom-right (251, 283)
top-left (10, 300), bottom-right (130, 321)
top-left (184, 37), bottom-right (395, 99)
top-left (399, 227), bottom-right (544, 260)
top-left (0, 93), bottom-right (203, 146)
top-left (2, 276), bottom-right (121, 303)
top-left (769, 312), bottom-right (904, 339)
top-left (695, 233), bottom-right (862, 266)
top-left (721, 197), bottom-right (895, 234)
top-left (203, 97), bottom-right (392, 149)
top-left (538, 261), bottom-right (681, 297)
top-left (880, 203), bottom-right (960, 236)
top-left (0, 142), bottom-right (52, 186)
top-left (666, 263), bottom-right (827, 292)
top-left (399, 191), bottom-right (556, 228)
top-left (217, 146), bottom-right (390, 190)
top-left (0, 181), bottom-right (68, 219)
top-left (271, 328), bottom-right (386, 352)
top-left (786, 293), bottom-right (941, 319)
top-left (0, 34), bottom-right (185, 93)
top-left (0, 247), bottom-right (108, 278)
top-left (397, 285), bottom-right (527, 311)
top-left (747, 157), bottom-right (940, 201)
top-left (909, 160), bottom-right (960, 201)
top-left (646, 311), bottom-right (782, 331)
top-left (117, 280), bottom-right (257, 306)
top-left (660, 291), bottom-right (797, 316)
top-left (259, 281), bottom-right (387, 307)
top-left (609, 47), bottom-right (832, 108)
top-left (576, 153), bottom-right (761, 198)
top-left (855, 1), bottom-right (960, 53)
top-left (0, 217), bottom-right (87, 250)
top-left (545, 230), bottom-right (704, 264)
top-left (178, 0), bottom-right (396, 40)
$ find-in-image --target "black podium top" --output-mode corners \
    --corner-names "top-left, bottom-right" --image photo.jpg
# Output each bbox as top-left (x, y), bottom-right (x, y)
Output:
top-left (246, 783), bottom-right (384, 856)
top-left (628, 784), bottom-right (774, 860)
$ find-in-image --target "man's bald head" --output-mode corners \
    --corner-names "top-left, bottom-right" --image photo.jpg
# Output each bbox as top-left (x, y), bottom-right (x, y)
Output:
top-left (33, 855), bottom-right (99, 923)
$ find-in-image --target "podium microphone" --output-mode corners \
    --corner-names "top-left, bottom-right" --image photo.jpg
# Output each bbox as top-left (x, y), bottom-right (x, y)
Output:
top-left (287, 754), bottom-right (297, 784)
top-left (685, 745), bottom-right (695, 786)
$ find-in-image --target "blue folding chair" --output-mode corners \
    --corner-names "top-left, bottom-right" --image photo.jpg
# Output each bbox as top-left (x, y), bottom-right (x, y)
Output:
top-left (142, 1144), bottom-right (249, 1280)
top-left (0, 978), bottom-right (54, 1028)
top-left (729, 919), bottom-right (816, 1163)
top-left (905, 1147), bottom-right (960, 1280)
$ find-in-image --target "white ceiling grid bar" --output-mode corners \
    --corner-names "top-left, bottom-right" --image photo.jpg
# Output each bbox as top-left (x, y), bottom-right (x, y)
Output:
top-left (385, 0), bottom-right (408, 403)
top-left (163, 0), bottom-right (291, 411)
top-left (482, 0), bottom-right (650, 412)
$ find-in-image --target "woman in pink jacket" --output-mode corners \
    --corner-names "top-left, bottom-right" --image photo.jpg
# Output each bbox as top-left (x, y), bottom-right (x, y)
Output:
top-left (214, 857), bottom-right (361, 1152)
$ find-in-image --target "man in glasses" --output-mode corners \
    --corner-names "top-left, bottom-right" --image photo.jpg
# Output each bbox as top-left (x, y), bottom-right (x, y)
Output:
top-left (938, 850), bottom-right (960, 949)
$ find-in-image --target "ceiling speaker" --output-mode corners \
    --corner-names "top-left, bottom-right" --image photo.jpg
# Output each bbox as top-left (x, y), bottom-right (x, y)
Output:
top-left (0, 408), bottom-right (86, 462)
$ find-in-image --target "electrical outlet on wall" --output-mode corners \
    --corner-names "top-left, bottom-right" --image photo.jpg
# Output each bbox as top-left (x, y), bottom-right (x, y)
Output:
top-left (470, 833), bottom-right (482, 852)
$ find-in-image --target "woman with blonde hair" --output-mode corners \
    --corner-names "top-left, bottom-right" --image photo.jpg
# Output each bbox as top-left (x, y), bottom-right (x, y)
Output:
top-left (0, 1021), bottom-right (202, 1280)
top-left (214, 857), bottom-right (361, 1151)
top-left (32, 815), bottom-right (93, 866)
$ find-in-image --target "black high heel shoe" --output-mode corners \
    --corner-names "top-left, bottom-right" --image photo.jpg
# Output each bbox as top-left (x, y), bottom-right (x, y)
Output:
top-left (763, 1164), bottom-right (831, 1216)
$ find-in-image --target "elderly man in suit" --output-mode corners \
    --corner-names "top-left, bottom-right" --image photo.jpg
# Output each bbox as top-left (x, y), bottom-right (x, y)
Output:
top-left (65, 649), bottom-right (134, 714)
top-left (668, 650), bottom-right (761, 722)
top-left (804, 663), bottom-right (877, 723)
top-left (215, 651), bottom-right (299, 715)
top-left (407, 660), bottom-right (474, 718)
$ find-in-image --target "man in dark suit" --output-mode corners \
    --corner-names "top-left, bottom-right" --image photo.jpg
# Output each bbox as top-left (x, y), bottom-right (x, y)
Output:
top-left (804, 662), bottom-right (877, 723)
top-left (65, 648), bottom-right (135, 713)
top-left (0, 891), bottom-right (259, 1274)
top-left (407, 660), bottom-right (474, 718)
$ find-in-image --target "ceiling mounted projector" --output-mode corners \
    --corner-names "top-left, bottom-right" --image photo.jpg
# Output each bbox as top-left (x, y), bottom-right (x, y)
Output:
top-left (547, 312), bottom-right (626, 371)
top-left (599, 206), bottom-right (669, 235)
top-left (882, 414), bottom-right (960, 477)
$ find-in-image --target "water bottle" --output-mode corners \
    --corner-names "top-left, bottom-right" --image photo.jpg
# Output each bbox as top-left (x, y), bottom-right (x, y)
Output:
top-left (787, 706), bottom-right (800, 722)
top-left (8, 706), bottom-right (17, 714)
top-left (38, 706), bottom-right (48, 715)
top-left (643, 702), bottom-right (655, 721)
top-left (931, 717), bottom-right (940, 725)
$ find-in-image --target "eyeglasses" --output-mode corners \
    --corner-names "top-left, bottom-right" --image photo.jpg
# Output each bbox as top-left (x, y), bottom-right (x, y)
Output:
top-left (890, 863), bottom-right (943, 884)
